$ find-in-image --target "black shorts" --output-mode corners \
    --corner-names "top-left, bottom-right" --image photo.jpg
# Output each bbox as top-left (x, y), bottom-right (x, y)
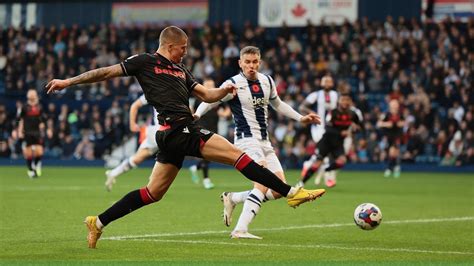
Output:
top-left (387, 134), bottom-right (401, 147)
top-left (316, 133), bottom-right (344, 160)
top-left (155, 120), bottom-right (215, 169)
top-left (24, 133), bottom-right (43, 146)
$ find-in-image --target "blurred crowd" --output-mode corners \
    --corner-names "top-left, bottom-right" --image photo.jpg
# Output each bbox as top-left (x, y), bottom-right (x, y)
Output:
top-left (0, 16), bottom-right (473, 167)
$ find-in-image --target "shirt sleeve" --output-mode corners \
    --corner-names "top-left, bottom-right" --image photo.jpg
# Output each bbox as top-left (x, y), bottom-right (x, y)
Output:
top-left (182, 66), bottom-right (198, 92)
top-left (218, 79), bottom-right (235, 102)
top-left (138, 94), bottom-right (148, 105)
top-left (267, 75), bottom-right (278, 100)
top-left (305, 92), bottom-right (318, 105)
top-left (121, 54), bottom-right (147, 76)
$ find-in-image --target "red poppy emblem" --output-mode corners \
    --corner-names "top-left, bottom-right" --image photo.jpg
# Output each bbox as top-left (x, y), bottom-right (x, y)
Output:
top-left (252, 84), bottom-right (260, 92)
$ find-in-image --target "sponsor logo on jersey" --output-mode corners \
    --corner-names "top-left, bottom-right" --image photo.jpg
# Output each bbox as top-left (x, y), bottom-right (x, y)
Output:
top-left (251, 96), bottom-right (268, 108)
top-left (154, 66), bottom-right (185, 79)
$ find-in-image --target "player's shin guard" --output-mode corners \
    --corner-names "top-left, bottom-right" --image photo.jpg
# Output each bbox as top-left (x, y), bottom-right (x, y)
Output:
top-left (98, 187), bottom-right (156, 227)
top-left (234, 153), bottom-right (291, 197)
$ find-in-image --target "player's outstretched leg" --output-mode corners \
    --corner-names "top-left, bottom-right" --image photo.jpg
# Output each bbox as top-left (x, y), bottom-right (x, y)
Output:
top-left (201, 134), bottom-right (326, 208)
top-left (85, 162), bottom-right (178, 248)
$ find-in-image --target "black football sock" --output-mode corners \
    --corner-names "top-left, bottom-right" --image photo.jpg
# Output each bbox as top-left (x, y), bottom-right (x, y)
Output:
top-left (34, 156), bottom-right (42, 167)
top-left (388, 158), bottom-right (396, 171)
top-left (26, 157), bottom-right (33, 171)
top-left (302, 165), bottom-right (319, 184)
top-left (234, 153), bottom-right (291, 197)
top-left (199, 160), bottom-right (209, 179)
top-left (98, 187), bottom-right (156, 227)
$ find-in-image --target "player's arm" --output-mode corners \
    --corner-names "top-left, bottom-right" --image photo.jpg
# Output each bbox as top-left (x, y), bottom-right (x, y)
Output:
top-left (192, 83), bottom-right (237, 103)
top-left (193, 102), bottom-right (221, 120)
top-left (17, 118), bottom-right (24, 139)
top-left (270, 97), bottom-right (320, 125)
top-left (299, 92), bottom-right (317, 115)
top-left (129, 98), bottom-right (145, 132)
top-left (45, 64), bottom-right (124, 94)
top-left (376, 114), bottom-right (391, 128)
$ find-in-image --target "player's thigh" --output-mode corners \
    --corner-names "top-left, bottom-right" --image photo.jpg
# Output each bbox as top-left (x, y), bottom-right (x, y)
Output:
top-left (34, 145), bottom-right (44, 156)
top-left (262, 141), bottom-right (285, 181)
top-left (146, 161), bottom-right (180, 200)
top-left (133, 148), bottom-right (155, 164)
top-left (22, 144), bottom-right (32, 157)
top-left (201, 134), bottom-right (242, 165)
top-left (235, 138), bottom-right (266, 164)
top-left (317, 136), bottom-right (332, 159)
top-left (333, 142), bottom-right (347, 164)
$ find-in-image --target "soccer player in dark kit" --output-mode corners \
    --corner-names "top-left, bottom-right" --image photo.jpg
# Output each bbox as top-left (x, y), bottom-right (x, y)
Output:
top-left (377, 99), bottom-right (405, 178)
top-left (18, 89), bottom-right (45, 178)
top-left (45, 26), bottom-right (326, 249)
top-left (298, 93), bottom-right (363, 186)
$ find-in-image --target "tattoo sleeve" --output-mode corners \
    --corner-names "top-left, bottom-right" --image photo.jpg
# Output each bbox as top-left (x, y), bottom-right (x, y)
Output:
top-left (68, 64), bottom-right (124, 86)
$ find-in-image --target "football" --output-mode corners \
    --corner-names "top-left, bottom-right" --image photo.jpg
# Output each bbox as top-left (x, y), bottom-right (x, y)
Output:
top-left (354, 203), bottom-right (382, 230)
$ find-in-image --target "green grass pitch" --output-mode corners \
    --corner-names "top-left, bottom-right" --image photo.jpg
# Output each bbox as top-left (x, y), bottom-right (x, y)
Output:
top-left (0, 165), bottom-right (473, 265)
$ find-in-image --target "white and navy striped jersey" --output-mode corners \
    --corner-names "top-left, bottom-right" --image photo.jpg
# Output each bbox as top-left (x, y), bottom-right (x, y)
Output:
top-left (138, 94), bottom-right (159, 126)
top-left (304, 89), bottom-right (338, 129)
top-left (219, 72), bottom-right (278, 141)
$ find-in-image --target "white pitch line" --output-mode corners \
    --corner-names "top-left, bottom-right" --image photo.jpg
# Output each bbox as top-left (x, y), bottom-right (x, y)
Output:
top-left (117, 238), bottom-right (474, 256)
top-left (103, 216), bottom-right (474, 240)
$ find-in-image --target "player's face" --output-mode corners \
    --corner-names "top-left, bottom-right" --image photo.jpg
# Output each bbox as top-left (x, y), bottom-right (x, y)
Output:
top-left (321, 76), bottom-right (334, 91)
top-left (339, 95), bottom-right (351, 110)
top-left (169, 37), bottom-right (188, 63)
top-left (27, 91), bottom-right (38, 105)
top-left (239, 53), bottom-right (261, 80)
top-left (389, 100), bottom-right (399, 114)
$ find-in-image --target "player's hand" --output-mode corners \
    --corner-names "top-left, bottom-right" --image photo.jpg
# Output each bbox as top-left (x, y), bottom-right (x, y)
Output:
top-left (396, 121), bottom-right (404, 127)
top-left (18, 131), bottom-right (24, 139)
top-left (129, 123), bottom-right (140, 132)
top-left (193, 114), bottom-right (201, 121)
top-left (223, 83), bottom-right (237, 97)
top-left (45, 79), bottom-right (71, 94)
top-left (300, 113), bottom-right (321, 126)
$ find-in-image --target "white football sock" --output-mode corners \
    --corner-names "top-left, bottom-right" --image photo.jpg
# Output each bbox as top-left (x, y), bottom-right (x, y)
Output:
top-left (230, 191), bottom-right (251, 204)
top-left (265, 189), bottom-right (275, 201)
top-left (109, 157), bottom-right (135, 178)
top-left (234, 188), bottom-right (264, 232)
top-left (96, 217), bottom-right (104, 229)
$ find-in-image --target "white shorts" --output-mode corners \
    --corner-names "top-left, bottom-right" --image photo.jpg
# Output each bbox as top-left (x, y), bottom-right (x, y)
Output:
top-left (311, 125), bottom-right (325, 143)
top-left (234, 138), bottom-right (283, 173)
top-left (138, 125), bottom-right (159, 154)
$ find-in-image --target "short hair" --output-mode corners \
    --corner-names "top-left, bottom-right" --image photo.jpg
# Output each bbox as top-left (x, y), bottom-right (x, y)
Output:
top-left (240, 46), bottom-right (261, 58)
top-left (340, 93), bottom-right (352, 98)
top-left (159, 26), bottom-right (188, 46)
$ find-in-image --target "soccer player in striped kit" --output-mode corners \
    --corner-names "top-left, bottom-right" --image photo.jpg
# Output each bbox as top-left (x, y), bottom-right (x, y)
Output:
top-left (298, 75), bottom-right (339, 187)
top-left (195, 46), bottom-right (322, 239)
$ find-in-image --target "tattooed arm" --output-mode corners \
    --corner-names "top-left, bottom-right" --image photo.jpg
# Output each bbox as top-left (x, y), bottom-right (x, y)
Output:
top-left (45, 64), bottom-right (124, 94)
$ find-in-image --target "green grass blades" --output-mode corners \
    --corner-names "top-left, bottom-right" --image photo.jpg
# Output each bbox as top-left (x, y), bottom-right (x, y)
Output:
top-left (0, 166), bottom-right (473, 265)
